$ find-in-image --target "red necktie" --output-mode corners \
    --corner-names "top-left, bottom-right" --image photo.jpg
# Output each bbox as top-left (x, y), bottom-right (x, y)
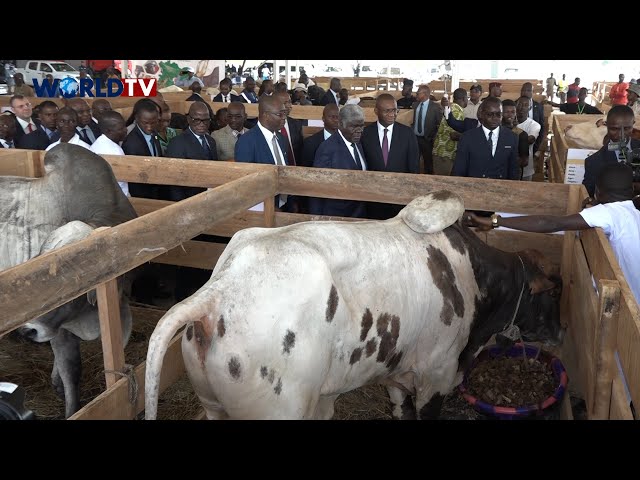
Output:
top-left (280, 126), bottom-right (296, 166)
top-left (382, 128), bottom-right (389, 166)
top-left (27, 123), bottom-right (34, 133)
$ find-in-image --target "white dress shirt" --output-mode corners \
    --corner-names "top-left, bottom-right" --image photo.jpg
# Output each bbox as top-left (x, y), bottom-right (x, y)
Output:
top-left (45, 134), bottom-right (91, 152)
top-left (481, 124), bottom-right (498, 158)
top-left (90, 134), bottom-right (129, 196)
top-left (338, 130), bottom-right (366, 170)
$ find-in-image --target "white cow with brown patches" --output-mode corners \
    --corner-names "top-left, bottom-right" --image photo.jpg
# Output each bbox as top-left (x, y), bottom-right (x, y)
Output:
top-left (145, 191), bottom-right (563, 420)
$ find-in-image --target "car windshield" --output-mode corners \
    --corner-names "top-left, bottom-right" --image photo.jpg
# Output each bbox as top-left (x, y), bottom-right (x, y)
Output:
top-left (51, 63), bottom-right (76, 73)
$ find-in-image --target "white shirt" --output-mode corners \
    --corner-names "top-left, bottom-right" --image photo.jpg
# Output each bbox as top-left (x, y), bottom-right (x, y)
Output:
top-left (257, 121), bottom-right (286, 166)
top-left (16, 117), bottom-right (37, 134)
top-left (90, 134), bottom-right (129, 196)
top-left (517, 117), bottom-right (541, 178)
top-left (338, 130), bottom-right (367, 170)
top-left (323, 129), bottom-right (333, 140)
top-left (377, 121), bottom-right (394, 149)
top-left (481, 125), bottom-right (499, 157)
top-left (579, 200), bottom-right (640, 304)
top-left (45, 134), bottom-right (91, 151)
top-left (0, 138), bottom-right (14, 148)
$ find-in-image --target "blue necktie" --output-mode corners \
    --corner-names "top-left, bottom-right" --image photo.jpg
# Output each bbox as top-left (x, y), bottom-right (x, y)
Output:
top-left (148, 138), bottom-right (156, 156)
top-left (417, 103), bottom-right (424, 135)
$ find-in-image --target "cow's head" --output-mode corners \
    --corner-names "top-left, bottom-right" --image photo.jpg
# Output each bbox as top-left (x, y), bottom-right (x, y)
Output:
top-left (18, 294), bottom-right (94, 342)
top-left (511, 249), bottom-right (564, 346)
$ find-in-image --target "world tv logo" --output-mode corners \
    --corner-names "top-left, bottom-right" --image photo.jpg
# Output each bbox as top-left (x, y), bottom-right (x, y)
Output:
top-left (33, 77), bottom-right (157, 98)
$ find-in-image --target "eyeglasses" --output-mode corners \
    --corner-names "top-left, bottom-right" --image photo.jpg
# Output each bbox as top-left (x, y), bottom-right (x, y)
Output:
top-left (188, 115), bottom-right (211, 125)
top-left (267, 111), bottom-right (287, 118)
top-left (484, 111), bottom-right (502, 118)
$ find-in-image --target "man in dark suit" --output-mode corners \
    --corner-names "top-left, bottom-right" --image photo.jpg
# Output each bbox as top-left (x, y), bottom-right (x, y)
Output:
top-left (68, 98), bottom-right (101, 145)
top-left (362, 93), bottom-right (420, 219)
top-left (452, 96), bottom-right (520, 180)
top-left (9, 95), bottom-right (41, 148)
top-left (397, 78), bottom-right (416, 109)
top-left (186, 82), bottom-right (215, 133)
top-left (235, 95), bottom-right (293, 211)
top-left (19, 100), bottom-right (60, 150)
top-left (212, 77), bottom-right (242, 103)
top-left (520, 82), bottom-right (545, 154)
top-left (122, 100), bottom-right (166, 200)
top-left (0, 114), bottom-right (17, 148)
top-left (318, 78), bottom-right (341, 106)
top-left (583, 105), bottom-right (640, 197)
top-left (166, 102), bottom-right (219, 201)
top-left (275, 91), bottom-right (303, 166)
top-left (302, 104), bottom-right (340, 167)
top-left (412, 84), bottom-right (442, 174)
top-left (310, 104), bottom-right (367, 218)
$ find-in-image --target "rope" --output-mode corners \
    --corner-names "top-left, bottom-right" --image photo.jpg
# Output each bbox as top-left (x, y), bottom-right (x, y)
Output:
top-left (104, 364), bottom-right (138, 405)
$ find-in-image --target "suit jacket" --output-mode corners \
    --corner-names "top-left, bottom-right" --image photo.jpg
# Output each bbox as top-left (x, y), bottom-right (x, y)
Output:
top-left (212, 93), bottom-right (242, 103)
top-left (122, 125), bottom-right (167, 200)
top-left (318, 89), bottom-right (339, 107)
top-left (302, 129), bottom-right (328, 168)
top-left (13, 116), bottom-right (42, 147)
top-left (583, 139), bottom-right (640, 196)
top-left (531, 100), bottom-right (545, 153)
top-left (16, 124), bottom-right (53, 150)
top-left (310, 132), bottom-right (367, 218)
top-left (235, 124), bottom-right (291, 209)
top-left (238, 90), bottom-right (258, 103)
top-left (212, 125), bottom-right (242, 161)
top-left (284, 117), bottom-right (304, 166)
top-left (166, 129), bottom-right (219, 201)
top-left (361, 122), bottom-right (420, 219)
top-left (452, 126), bottom-right (520, 180)
top-left (77, 120), bottom-right (102, 144)
top-left (411, 100), bottom-right (442, 143)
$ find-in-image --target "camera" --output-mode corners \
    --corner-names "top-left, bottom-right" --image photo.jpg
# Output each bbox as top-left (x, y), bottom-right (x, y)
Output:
top-left (0, 382), bottom-right (35, 420)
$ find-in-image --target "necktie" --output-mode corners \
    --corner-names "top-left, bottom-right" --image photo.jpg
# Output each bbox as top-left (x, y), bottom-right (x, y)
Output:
top-left (148, 137), bottom-right (156, 156)
top-left (352, 143), bottom-right (363, 170)
top-left (223, 95), bottom-right (228, 102)
top-left (27, 123), bottom-right (34, 133)
top-left (488, 130), bottom-right (494, 157)
top-left (382, 128), bottom-right (389, 166)
top-left (4, 140), bottom-right (13, 148)
top-left (79, 127), bottom-right (91, 144)
top-left (417, 103), bottom-right (424, 135)
top-left (200, 135), bottom-right (212, 159)
top-left (272, 134), bottom-right (284, 166)
top-left (280, 126), bottom-right (296, 166)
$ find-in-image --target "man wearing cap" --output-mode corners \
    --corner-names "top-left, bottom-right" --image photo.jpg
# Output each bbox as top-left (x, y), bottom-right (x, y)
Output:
top-left (463, 84), bottom-right (483, 120)
top-left (293, 84), bottom-right (312, 105)
top-left (397, 78), bottom-right (416, 109)
top-left (173, 66), bottom-right (204, 89)
top-left (627, 83), bottom-right (640, 116)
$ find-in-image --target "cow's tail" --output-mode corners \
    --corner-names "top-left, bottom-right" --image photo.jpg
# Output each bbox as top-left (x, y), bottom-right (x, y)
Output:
top-left (145, 287), bottom-right (214, 420)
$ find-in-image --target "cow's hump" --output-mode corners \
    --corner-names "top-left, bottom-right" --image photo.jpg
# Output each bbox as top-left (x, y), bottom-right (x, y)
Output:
top-left (398, 191), bottom-right (464, 234)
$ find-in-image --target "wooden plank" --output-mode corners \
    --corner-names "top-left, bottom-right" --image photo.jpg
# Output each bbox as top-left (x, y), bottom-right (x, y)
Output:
top-left (0, 170), bottom-right (277, 336)
top-left (277, 167), bottom-right (572, 216)
top-left (264, 195), bottom-right (275, 228)
top-left (560, 186), bottom-right (581, 326)
top-left (96, 278), bottom-right (126, 388)
top-left (559, 389), bottom-right (574, 420)
top-left (568, 238), bottom-right (599, 410)
top-left (609, 376), bottom-right (635, 420)
top-left (591, 280), bottom-right (621, 419)
top-left (129, 198), bottom-right (267, 237)
top-left (70, 331), bottom-right (185, 420)
top-left (103, 154), bottom-right (273, 188)
top-left (485, 230), bottom-right (563, 266)
top-left (152, 240), bottom-right (226, 270)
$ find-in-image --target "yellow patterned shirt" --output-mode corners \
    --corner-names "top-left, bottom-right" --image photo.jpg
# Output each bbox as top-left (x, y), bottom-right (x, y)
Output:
top-left (433, 103), bottom-right (464, 159)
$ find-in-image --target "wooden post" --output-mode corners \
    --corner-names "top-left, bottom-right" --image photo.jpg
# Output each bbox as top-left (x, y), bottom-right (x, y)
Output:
top-left (264, 196), bottom-right (275, 228)
top-left (560, 185), bottom-right (582, 326)
top-left (96, 278), bottom-right (126, 389)
top-left (591, 279), bottom-right (621, 419)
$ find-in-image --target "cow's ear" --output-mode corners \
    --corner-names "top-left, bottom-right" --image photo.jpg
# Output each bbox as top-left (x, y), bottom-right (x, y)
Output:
top-left (529, 275), bottom-right (555, 295)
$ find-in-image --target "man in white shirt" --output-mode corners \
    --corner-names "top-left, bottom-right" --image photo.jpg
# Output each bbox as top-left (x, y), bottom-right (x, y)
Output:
top-left (173, 66), bottom-right (204, 89)
top-left (516, 96), bottom-right (541, 181)
top-left (467, 162), bottom-right (640, 304)
top-left (463, 84), bottom-right (483, 120)
top-left (45, 107), bottom-right (91, 152)
top-left (90, 111), bottom-right (129, 196)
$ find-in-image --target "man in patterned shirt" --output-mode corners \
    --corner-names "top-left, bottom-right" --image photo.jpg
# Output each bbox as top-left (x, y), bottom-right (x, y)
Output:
top-left (432, 88), bottom-right (467, 175)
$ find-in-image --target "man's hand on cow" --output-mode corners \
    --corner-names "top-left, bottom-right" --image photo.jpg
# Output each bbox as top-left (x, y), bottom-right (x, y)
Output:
top-left (581, 196), bottom-right (594, 209)
top-left (463, 211), bottom-right (493, 231)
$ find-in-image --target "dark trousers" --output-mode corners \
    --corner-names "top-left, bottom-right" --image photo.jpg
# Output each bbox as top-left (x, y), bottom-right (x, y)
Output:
top-left (416, 136), bottom-right (434, 174)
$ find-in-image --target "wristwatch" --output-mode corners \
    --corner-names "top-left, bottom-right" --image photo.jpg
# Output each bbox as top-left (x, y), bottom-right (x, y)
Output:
top-left (490, 213), bottom-right (500, 229)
